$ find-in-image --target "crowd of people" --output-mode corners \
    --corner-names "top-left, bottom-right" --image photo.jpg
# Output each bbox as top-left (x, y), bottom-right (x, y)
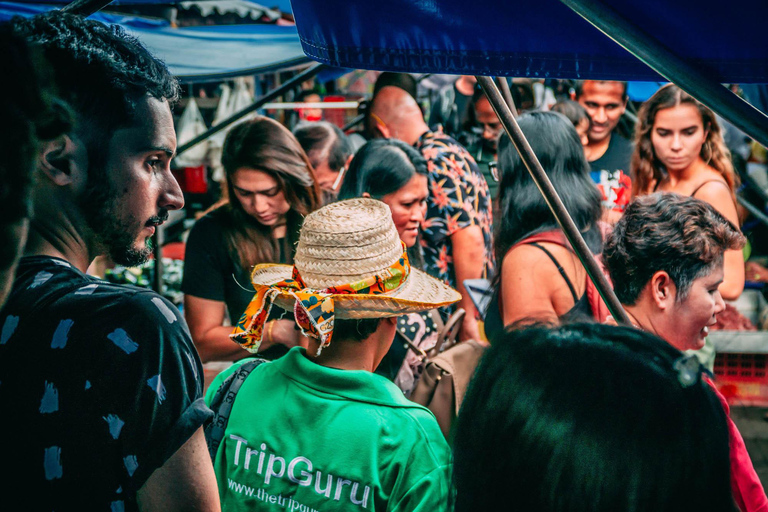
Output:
top-left (1, 10), bottom-right (767, 512)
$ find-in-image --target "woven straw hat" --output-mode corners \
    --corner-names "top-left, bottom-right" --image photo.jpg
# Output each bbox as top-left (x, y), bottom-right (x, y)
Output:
top-left (249, 198), bottom-right (461, 318)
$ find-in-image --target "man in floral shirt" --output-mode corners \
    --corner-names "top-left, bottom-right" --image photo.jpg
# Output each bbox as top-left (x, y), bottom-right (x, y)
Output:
top-left (369, 85), bottom-right (494, 341)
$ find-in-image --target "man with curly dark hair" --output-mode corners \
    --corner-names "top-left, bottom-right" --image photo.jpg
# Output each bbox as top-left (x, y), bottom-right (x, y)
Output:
top-left (0, 13), bottom-right (220, 510)
top-left (604, 193), bottom-right (768, 512)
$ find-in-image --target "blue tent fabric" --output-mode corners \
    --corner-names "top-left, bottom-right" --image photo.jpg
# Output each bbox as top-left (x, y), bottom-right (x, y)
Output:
top-left (0, 2), bottom-right (310, 82)
top-left (289, 0), bottom-right (768, 83)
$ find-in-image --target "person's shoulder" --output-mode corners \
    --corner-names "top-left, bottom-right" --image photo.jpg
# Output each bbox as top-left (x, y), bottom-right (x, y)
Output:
top-left (189, 208), bottom-right (227, 234)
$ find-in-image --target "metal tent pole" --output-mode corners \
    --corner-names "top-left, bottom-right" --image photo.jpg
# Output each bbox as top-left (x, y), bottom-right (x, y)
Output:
top-left (61, 0), bottom-right (113, 16)
top-left (495, 77), bottom-right (518, 117)
top-left (476, 75), bottom-right (632, 326)
top-left (558, 0), bottom-right (768, 152)
top-left (176, 62), bottom-right (325, 157)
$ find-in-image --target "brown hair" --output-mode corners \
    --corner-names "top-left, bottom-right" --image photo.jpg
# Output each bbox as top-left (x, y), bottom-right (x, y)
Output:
top-left (604, 193), bottom-right (745, 305)
top-left (215, 116), bottom-right (322, 269)
top-left (631, 84), bottom-right (737, 199)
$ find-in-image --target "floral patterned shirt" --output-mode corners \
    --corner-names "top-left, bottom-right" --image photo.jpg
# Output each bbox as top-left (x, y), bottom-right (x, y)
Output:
top-left (417, 130), bottom-right (495, 292)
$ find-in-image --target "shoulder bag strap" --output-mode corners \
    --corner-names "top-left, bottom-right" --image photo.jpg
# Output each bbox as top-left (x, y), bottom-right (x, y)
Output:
top-left (206, 358), bottom-right (267, 461)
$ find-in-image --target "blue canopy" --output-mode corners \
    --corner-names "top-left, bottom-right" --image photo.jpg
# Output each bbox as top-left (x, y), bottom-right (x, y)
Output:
top-left (0, 2), bottom-right (309, 82)
top-left (289, 0), bottom-right (768, 83)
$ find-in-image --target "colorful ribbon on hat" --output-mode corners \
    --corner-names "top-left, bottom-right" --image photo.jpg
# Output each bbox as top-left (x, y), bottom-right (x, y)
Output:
top-left (230, 242), bottom-right (411, 355)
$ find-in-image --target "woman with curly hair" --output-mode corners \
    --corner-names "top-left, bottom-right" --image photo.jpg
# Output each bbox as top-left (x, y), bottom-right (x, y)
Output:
top-left (631, 84), bottom-right (744, 300)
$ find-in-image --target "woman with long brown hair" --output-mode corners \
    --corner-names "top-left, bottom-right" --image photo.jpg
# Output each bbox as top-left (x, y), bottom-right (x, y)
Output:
top-left (631, 84), bottom-right (744, 300)
top-left (182, 116), bottom-right (322, 362)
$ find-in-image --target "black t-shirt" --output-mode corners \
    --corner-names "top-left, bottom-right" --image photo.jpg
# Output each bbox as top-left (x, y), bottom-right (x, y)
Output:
top-left (0, 256), bottom-right (210, 510)
top-left (589, 133), bottom-right (633, 175)
top-left (181, 209), bottom-right (292, 359)
top-left (181, 211), bottom-right (257, 324)
top-left (589, 134), bottom-right (634, 212)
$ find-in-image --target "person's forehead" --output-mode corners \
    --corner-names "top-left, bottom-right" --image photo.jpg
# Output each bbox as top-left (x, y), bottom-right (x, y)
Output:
top-left (580, 82), bottom-right (625, 104)
top-left (694, 262), bottom-right (725, 286)
top-left (653, 104), bottom-right (703, 126)
top-left (110, 96), bottom-right (176, 152)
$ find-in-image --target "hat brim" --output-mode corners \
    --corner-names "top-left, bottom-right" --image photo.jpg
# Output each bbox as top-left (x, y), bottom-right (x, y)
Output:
top-left (249, 263), bottom-right (462, 319)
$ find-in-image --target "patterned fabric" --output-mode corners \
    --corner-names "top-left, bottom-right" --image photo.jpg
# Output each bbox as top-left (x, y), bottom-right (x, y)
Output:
top-left (0, 257), bottom-right (210, 510)
top-left (591, 169), bottom-right (632, 213)
top-left (232, 243), bottom-right (411, 354)
top-left (417, 130), bottom-right (495, 291)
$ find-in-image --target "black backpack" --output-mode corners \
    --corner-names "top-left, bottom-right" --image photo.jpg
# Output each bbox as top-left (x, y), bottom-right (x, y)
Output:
top-left (204, 358), bottom-right (267, 461)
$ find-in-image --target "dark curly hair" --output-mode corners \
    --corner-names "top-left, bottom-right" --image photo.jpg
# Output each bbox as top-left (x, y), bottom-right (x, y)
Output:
top-left (9, 12), bottom-right (179, 174)
top-left (604, 193), bottom-right (745, 305)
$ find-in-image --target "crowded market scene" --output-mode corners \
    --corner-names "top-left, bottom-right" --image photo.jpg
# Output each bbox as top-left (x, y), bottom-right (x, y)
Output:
top-left (2, 0), bottom-right (768, 509)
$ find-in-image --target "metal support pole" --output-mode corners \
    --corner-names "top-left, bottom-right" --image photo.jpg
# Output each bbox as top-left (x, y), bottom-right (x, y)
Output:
top-left (61, 0), bottom-right (113, 16)
top-left (476, 75), bottom-right (632, 326)
top-left (737, 195), bottom-right (768, 230)
top-left (176, 62), bottom-right (325, 157)
top-left (559, 0), bottom-right (768, 151)
top-left (495, 77), bottom-right (517, 117)
top-left (343, 113), bottom-right (365, 132)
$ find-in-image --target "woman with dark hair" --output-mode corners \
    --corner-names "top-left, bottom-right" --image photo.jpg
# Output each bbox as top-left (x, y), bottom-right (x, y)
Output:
top-left (453, 323), bottom-right (736, 512)
top-left (631, 83), bottom-right (744, 300)
top-left (182, 116), bottom-right (322, 362)
top-left (484, 111), bottom-right (603, 338)
top-left (337, 139), bottom-right (433, 393)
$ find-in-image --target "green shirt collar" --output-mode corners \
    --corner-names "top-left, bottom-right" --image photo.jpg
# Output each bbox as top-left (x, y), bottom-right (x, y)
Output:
top-left (273, 347), bottom-right (423, 409)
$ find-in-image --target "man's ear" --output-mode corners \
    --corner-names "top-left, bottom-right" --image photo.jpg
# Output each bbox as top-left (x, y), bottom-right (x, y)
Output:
top-left (39, 135), bottom-right (77, 186)
top-left (650, 270), bottom-right (676, 310)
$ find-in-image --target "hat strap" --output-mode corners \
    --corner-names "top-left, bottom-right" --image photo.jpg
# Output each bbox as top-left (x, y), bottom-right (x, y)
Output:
top-left (231, 242), bottom-right (411, 354)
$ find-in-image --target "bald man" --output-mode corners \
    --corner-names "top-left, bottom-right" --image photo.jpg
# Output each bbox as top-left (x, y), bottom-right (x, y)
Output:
top-left (369, 86), bottom-right (494, 342)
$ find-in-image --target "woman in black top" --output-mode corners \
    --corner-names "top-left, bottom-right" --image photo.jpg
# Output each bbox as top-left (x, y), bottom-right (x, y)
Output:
top-left (485, 112), bottom-right (602, 343)
top-left (182, 116), bottom-right (322, 362)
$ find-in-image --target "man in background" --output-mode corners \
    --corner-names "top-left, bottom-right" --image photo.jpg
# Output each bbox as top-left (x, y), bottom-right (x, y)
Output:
top-left (576, 80), bottom-right (633, 220)
top-left (369, 85), bottom-right (495, 342)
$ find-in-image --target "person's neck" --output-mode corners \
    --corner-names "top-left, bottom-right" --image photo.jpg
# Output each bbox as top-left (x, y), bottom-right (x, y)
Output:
top-left (309, 335), bottom-right (389, 373)
top-left (23, 217), bottom-right (94, 273)
top-left (585, 133), bottom-right (612, 162)
top-left (623, 304), bottom-right (662, 339)
top-left (271, 220), bottom-right (287, 240)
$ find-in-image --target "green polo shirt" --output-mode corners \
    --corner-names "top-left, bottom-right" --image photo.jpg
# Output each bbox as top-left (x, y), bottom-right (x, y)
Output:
top-left (205, 347), bottom-right (453, 511)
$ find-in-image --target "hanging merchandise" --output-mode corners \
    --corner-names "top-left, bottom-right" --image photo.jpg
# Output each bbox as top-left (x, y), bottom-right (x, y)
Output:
top-left (174, 95), bottom-right (209, 168)
top-left (207, 77), bottom-right (256, 182)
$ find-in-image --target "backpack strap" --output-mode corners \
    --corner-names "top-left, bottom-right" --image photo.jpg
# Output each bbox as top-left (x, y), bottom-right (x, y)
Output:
top-left (205, 358), bottom-right (267, 461)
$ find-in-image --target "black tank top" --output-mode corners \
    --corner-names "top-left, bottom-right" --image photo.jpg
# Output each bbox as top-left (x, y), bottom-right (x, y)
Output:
top-left (484, 242), bottom-right (592, 344)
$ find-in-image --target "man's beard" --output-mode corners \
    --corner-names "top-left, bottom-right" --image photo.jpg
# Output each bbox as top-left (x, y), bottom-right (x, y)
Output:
top-left (80, 181), bottom-right (166, 268)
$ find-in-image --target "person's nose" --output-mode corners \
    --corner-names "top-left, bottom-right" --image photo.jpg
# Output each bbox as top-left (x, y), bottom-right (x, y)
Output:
top-left (253, 194), bottom-right (270, 214)
top-left (713, 290), bottom-right (726, 315)
top-left (671, 133), bottom-right (683, 151)
top-left (160, 166), bottom-right (184, 211)
top-left (411, 204), bottom-right (425, 224)
top-left (592, 107), bottom-right (607, 124)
